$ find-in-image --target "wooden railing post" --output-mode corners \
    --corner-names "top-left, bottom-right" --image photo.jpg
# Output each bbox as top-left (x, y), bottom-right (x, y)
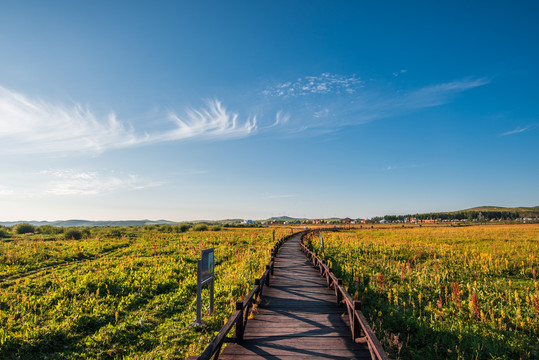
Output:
top-left (265, 265), bottom-right (271, 286)
top-left (336, 279), bottom-right (343, 305)
top-left (352, 300), bottom-right (362, 340)
top-left (235, 301), bottom-right (244, 343)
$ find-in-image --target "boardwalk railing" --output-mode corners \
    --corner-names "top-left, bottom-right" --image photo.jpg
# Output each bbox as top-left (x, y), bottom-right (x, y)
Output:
top-left (187, 232), bottom-right (303, 360)
top-left (300, 231), bottom-right (390, 360)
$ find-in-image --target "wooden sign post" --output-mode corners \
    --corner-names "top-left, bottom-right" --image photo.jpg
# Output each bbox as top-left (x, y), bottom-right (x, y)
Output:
top-left (191, 248), bottom-right (215, 326)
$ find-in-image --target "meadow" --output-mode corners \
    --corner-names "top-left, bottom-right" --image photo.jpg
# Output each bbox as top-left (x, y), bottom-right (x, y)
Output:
top-left (0, 225), bottom-right (289, 359)
top-left (304, 224), bottom-right (539, 359)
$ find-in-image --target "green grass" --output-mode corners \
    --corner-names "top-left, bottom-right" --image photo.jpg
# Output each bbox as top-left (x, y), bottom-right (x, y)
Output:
top-left (305, 224), bottom-right (539, 359)
top-left (0, 227), bottom-right (288, 359)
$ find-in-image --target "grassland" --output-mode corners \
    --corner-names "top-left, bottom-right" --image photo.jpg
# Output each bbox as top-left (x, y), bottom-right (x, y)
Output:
top-left (0, 226), bottom-right (290, 359)
top-left (304, 224), bottom-right (539, 359)
top-left (3, 222), bottom-right (538, 359)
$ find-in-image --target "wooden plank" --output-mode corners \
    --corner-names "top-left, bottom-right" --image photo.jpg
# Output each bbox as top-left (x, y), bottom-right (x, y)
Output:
top-left (221, 341), bottom-right (369, 357)
top-left (219, 355), bottom-right (372, 360)
top-left (224, 335), bottom-right (367, 349)
top-left (254, 307), bottom-right (345, 315)
top-left (243, 328), bottom-right (352, 337)
top-left (262, 287), bottom-right (331, 294)
top-left (245, 313), bottom-right (350, 324)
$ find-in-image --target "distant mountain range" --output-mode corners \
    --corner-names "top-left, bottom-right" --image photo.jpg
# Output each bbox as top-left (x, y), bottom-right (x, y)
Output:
top-left (1, 206), bottom-right (537, 227)
top-left (0, 219), bottom-right (175, 227)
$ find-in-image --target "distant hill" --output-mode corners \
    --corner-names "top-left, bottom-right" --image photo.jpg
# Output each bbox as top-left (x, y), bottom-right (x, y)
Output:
top-left (388, 206), bottom-right (539, 222)
top-left (267, 216), bottom-right (308, 222)
top-left (0, 219), bottom-right (175, 227)
top-left (3, 206), bottom-right (537, 228)
top-left (456, 206), bottom-right (539, 217)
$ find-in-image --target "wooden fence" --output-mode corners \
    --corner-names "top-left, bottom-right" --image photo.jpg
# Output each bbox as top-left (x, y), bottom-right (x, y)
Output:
top-left (300, 231), bottom-right (389, 360)
top-left (187, 232), bottom-right (300, 360)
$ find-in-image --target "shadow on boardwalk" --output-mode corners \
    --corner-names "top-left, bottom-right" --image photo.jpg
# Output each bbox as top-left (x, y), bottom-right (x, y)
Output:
top-left (219, 234), bottom-right (371, 360)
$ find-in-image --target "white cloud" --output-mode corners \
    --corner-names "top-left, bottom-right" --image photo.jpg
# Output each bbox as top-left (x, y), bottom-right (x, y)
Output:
top-left (0, 86), bottom-right (256, 155)
top-left (270, 111), bottom-right (290, 127)
top-left (398, 78), bottom-right (490, 109)
top-left (0, 185), bottom-right (14, 196)
top-left (501, 125), bottom-right (532, 136)
top-left (0, 75), bottom-right (489, 155)
top-left (263, 73), bottom-right (362, 97)
top-left (313, 108), bottom-right (330, 118)
top-left (393, 69), bottom-right (408, 77)
top-left (39, 169), bottom-right (160, 195)
top-left (158, 99), bottom-right (256, 142)
top-left (0, 86), bottom-right (143, 154)
top-left (262, 76), bottom-right (490, 135)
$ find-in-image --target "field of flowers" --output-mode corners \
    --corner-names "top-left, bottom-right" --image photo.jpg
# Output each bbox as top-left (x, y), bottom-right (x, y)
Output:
top-left (0, 226), bottom-right (289, 359)
top-left (304, 224), bottom-right (539, 360)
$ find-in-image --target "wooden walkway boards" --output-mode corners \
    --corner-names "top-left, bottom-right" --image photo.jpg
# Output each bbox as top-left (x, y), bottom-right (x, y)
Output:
top-left (219, 234), bottom-right (371, 360)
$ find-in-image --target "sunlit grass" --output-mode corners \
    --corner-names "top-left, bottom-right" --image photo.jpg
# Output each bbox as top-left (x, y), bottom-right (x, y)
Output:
top-left (305, 224), bottom-right (539, 359)
top-left (0, 227), bottom-right (289, 359)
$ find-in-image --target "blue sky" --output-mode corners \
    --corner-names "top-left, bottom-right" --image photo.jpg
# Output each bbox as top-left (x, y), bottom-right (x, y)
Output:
top-left (0, 1), bottom-right (538, 221)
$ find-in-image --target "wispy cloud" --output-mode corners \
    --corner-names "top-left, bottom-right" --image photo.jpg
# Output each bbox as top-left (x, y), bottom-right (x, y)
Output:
top-left (270, 111), bottom-right (290, 127)
top-left (0, 86), bottom-right (141, 154)
top-left (401, 78), bottom-right (490, 109)
top-left (260, 75), bottom-right (490, 134)
top-left (0, 86), bottom-right (256, 155)
top-left (39, 169), bottom-right (161, 195)
top-left (393, 69), bottom-right (408, 77)
top-left (0, 168), bottom-right (164, 199)
top-left (158, 100), bottom-right (256, 142)
top-left (263, 73), bottom-right (362, 97)
top-left (0, 75), bottom-right (489, 155)
top-left (501, 125), bottom-right (533, 136)
top-left (0, 185), bottom-right (14, 196)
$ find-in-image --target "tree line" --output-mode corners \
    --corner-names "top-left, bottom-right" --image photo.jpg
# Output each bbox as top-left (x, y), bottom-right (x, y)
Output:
top-left (380, 210), bottom-right (536, 222)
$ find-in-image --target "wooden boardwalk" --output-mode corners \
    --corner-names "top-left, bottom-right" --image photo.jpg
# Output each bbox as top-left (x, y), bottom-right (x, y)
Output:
top-left (219, 234), bottom-right (371, 359)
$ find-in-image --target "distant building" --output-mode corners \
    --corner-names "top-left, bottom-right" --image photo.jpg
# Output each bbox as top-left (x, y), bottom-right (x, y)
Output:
top-left (342, 217), bottom-right (352, 224)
